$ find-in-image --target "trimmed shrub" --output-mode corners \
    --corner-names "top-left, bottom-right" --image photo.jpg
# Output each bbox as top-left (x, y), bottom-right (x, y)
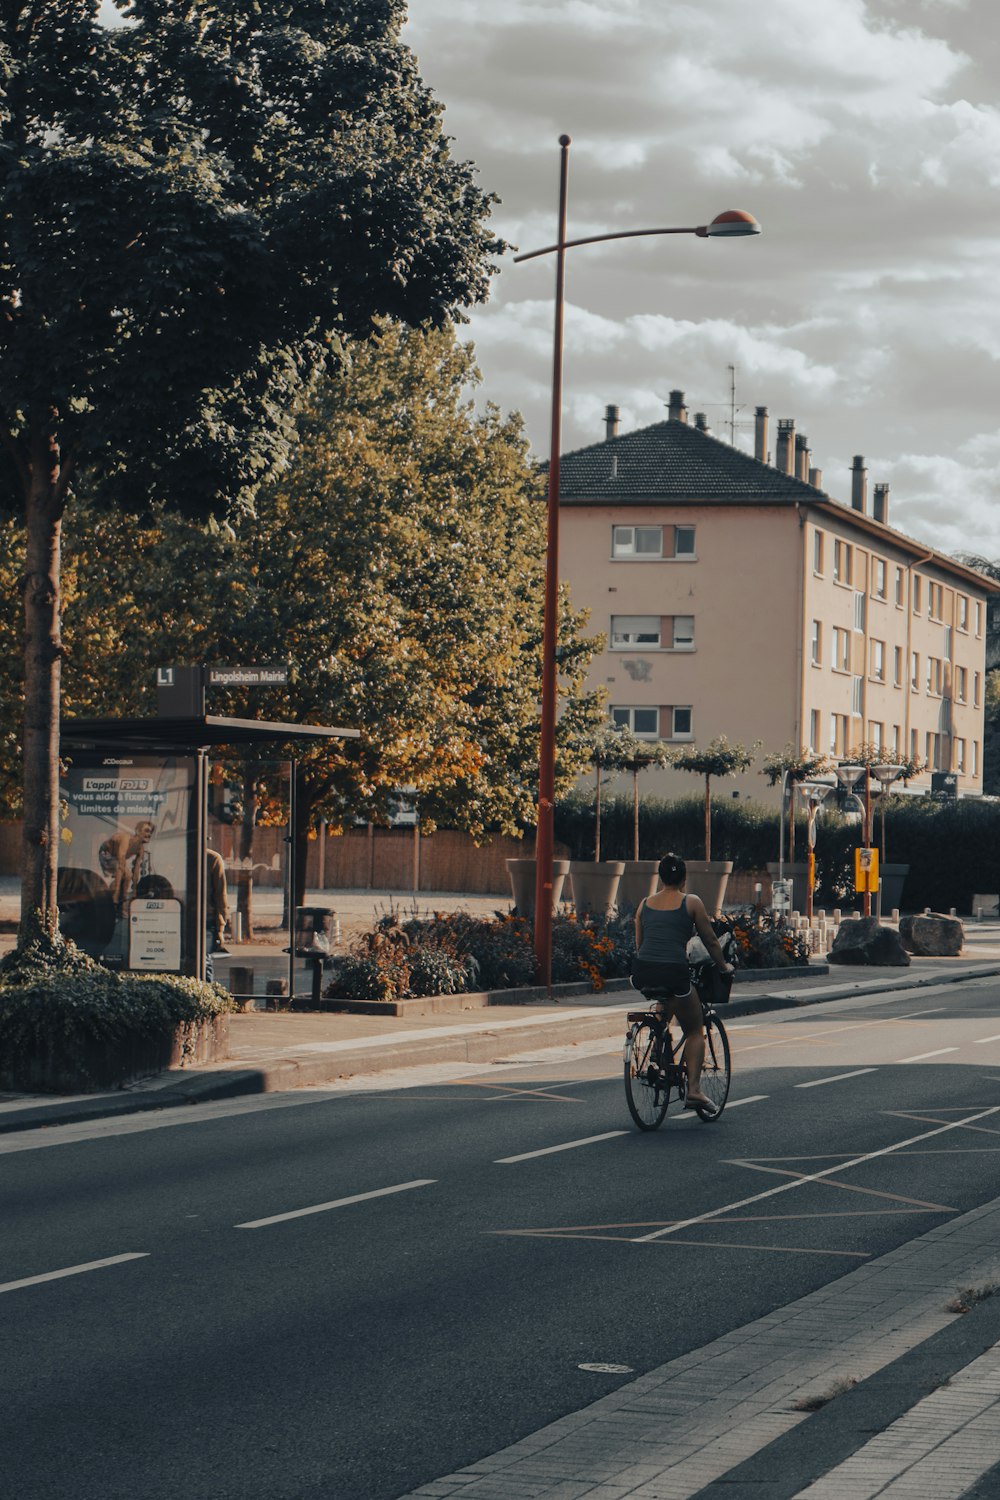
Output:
top-left (0, 925), bottom-right (234, 1093)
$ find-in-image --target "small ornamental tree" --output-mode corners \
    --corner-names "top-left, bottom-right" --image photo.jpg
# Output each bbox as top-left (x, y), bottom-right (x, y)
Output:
top-left (582, 721), bottom-right (664, 860)
top-left (617, 731), bottom-right (674, 860)
top-left (761, 746), bottom-right (834, 863)
top-left (672, 736), bottom-right (760, 861)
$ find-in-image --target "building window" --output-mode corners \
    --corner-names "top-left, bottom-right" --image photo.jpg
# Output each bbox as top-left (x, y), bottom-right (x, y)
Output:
top-left (612, 706), bottom-right (659, 738)
top-left (956, 666), bottom-right (967, 703)
top-left (671, 615), bottom-right (695, 650)
top-left (956, 738), bottom-right (966, 773)
top-left (958, 595), bottom-right (969, 632)
top-left (974, 671), bottom-right (982, 708)
top-left (852, 676), bottom-right (863, 716)
top-left (612, 525), bottom-right (662, 558)
top-left (829, 713), bottom-right (848, 756)
top-left (910, 727), bottom-right (919, 762)
top-left (674, 525), bottom-right (696, 558)
top-left (671, 705), bottom-right (693, 737)
top-left (833, 540), bottom-right (852, 585)
top-left (893, 646), bottom-right (903, 687)
top-left (892, 724), bottom-right (901, 756)
top-left (811, 619), bottom-right (822, 666)
top-left (870, 721), bottom-right (884, 752)
top-left (872, 558), bottom-right (886, 599)
top-left (833, 626), bottom-right (850, 672)
top-left (926, 657), bottom-right (942, 696)
top-left (926, 731), bottom-right (939, 768)
top-left (973, 740), bottom-right (980, 776)
top-left (895, 567), bottom-right (905, 607)
top-left (870, 639), bottom-right (885, 681)
top-left (809, 709), bottom-right (821, 753)
top-left (912, 575), bottom-right (923, 613)
top-left (976, 601), bottom-right (983, 637)
top-left (610, 615), bottom-right (661, 648)
top-left (944, 625), bottom-right (952, 661)
top-left (929, 582), bottom-right (944, 620)
top-left (813, 530), bottom-right (824, 574)
top-left (854, 590), bottom-right (867, 632)
top-left (911, 651), bottom-right (920, 691)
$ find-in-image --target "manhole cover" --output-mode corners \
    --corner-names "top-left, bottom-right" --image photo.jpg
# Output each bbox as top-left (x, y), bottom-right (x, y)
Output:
top-left (578, 1363), bottom-right (633, 1374)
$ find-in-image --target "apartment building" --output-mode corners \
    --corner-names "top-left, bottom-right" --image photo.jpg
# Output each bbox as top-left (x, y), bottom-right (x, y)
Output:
top-left (558, 392), bottom-right (996, 803)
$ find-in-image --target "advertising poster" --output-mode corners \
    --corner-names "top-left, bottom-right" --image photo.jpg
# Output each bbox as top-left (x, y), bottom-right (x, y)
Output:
top-left (58, 754), bottom-right (196, 971)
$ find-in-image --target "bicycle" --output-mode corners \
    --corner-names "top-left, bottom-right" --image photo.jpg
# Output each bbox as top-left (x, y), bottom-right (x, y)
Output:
top-left (623, 948), bottom-right (734, 1131)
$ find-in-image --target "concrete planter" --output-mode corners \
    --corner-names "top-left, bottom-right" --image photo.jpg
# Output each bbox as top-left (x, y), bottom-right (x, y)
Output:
top-left (568, 860), bottom-right (625, 918)
top-left (684, 860), bottom-right (733, 916)
top-left (615, 860), bottom-right (661, 914)
top-left (0, 1015), bottom-right (231, 1095)
top-left (505, 858), bottom-right (570, 918)
top-left (767, 861), bottom-right (809, 913)
top-left (879, 863), bottom-right (910, 913)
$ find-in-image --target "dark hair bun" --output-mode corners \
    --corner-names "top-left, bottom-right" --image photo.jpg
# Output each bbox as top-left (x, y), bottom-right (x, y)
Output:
top-left (658, 852), bottom-right (686, 886)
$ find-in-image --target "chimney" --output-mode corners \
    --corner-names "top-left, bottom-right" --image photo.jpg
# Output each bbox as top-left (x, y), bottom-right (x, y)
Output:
top-left (873, 482), bottom-right (889, 524)
top-left (809, 466), bottom-right (822, 489)
top-left (667, 389), bottom-right (687, 424)
top-left (694, 411), bottom-right (709, 433)
top-left (851, 455), bottom-right (867, 513)
top-left (775, 418), bottom-right (795, 475)
top-left (604, 404), bottom-right (620, 442)
top-left (754, 406), bottom-right (768, 462)
top-left (795, 434), bottom-right (810, 482)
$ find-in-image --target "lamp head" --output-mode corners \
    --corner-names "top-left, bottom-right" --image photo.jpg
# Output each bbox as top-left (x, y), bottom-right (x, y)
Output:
top-left (703, 209), bottom-right (761, 238)
top-left (872, 763), bottom-right (906, 785)
top-left (834, 762), bottom-right (865, 789)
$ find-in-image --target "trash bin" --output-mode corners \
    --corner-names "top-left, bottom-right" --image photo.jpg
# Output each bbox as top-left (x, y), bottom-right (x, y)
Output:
top-left (294, 906), bottom-right (341, 955)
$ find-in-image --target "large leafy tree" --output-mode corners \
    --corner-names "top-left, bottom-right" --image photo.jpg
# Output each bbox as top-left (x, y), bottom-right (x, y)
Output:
top-left (1, 1), bottom-right (503, 931)
top-left (22, 324), bottom-right (604, 907)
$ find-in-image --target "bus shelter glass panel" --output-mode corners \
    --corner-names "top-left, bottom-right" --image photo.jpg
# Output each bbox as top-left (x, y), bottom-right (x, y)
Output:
top-left (59, 754), bottom-right (195, 972)
top-left (204, 759), bottom-right (293, 1000)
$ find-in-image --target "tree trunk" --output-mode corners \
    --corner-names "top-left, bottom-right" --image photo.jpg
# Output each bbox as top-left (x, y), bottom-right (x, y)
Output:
top-left (594, 761), bottom-right (602, 861)
top-left (788, 784), bottom-right (796, 863)
top-left (20, 438), bottom-right (66, 937)
top-left (704, 773), bottom-right (712, 861)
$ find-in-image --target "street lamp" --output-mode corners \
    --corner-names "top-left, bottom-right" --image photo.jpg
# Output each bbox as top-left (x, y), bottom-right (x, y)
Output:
top-left (515, 134), bottom-right (761, 991)
top-left (871, 763), bottom-right (906, 919)
top-left (797, 775), bottom-right (838, 919)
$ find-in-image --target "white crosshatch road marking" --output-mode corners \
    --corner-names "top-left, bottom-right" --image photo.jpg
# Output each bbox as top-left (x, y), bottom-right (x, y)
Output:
top-left (235, 1179), bottom-right (436, 1229)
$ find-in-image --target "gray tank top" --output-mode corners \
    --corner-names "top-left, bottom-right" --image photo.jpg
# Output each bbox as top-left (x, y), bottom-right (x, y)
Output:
top-left (637, 898), bottom-right (695, 965)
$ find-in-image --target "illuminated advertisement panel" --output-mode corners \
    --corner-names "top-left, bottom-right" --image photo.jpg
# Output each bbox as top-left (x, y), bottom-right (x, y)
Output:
top-left (58, 753), bottom-right (196, 971)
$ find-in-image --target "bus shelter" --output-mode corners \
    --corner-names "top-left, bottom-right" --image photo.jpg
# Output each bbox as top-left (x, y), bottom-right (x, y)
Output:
top-left (59, 714), bottom-right (358, 996)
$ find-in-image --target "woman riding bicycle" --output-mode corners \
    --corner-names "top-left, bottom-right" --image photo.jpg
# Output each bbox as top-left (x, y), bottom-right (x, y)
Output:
top-left (632, 852), bottom-right (734, 1111)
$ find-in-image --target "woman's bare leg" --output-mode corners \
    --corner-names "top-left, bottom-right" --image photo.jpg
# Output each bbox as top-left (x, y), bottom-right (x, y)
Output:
top-left (672, 994), bottom-right (709, 1103)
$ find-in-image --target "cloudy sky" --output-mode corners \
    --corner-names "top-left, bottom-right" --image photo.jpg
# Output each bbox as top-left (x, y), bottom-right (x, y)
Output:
top-left (402, 0), bottom-right (1000, 561)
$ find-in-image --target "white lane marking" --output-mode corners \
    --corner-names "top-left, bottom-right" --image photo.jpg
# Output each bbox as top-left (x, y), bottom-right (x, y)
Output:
top-left (974, 1034), bottom-right (1000, 1045)
top-left (796, 1069), bottom-right (878, 1090)
top-left (633, 1103), bottom-right (1000, 1244)
top-left (496, 1131), bottom-right (627, 1164)
top-left (897, 1048), bottom-right (959, 1063)
top-left (725, 1095), bottom-right (768, 1108)
top-left (0, 1252), bottom-right (149, 1296)
top-left (236, 1179), bottom-right (436, 1229)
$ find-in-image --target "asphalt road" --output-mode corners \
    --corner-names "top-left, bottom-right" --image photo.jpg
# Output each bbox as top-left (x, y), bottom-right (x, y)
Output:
top-left (4, 975), bottom-right (1000, 1500)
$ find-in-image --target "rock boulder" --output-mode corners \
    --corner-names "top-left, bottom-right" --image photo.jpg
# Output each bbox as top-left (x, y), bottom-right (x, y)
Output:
top-left (898, 912), bottom-right (964, 957)
top-left (828, 917), bottom-right (910, 967)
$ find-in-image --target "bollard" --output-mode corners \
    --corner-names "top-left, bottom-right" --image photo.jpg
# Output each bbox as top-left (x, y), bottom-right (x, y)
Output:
top-left (891, 908), bottom-right (899, 923)
top-left (265, 978), bottom-right (288, 1011)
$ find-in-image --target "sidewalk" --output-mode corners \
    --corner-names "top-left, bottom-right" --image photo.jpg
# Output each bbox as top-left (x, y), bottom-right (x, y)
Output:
top-left (2, 891), bottom-right (1000, 1135)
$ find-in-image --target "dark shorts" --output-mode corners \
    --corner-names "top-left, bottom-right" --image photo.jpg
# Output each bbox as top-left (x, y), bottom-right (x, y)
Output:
top-left (630, 958), bottom-right (692, 1000)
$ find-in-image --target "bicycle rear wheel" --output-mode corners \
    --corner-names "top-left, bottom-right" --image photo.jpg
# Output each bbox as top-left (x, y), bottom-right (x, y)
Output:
top-left (696, 1013), bottom-right (731, 1120)
top-left (624, 1021), bottom-right (670, 1130)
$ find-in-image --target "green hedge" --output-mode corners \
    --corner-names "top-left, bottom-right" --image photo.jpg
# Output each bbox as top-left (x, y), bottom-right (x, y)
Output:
top-left (0, 927), bottom-right (235, 1092)
top-left (555, 791), bottom-right (1000, 915)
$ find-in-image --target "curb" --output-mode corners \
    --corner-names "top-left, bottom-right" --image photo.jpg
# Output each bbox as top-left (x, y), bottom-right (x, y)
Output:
top-left (3, 962), bottom-right (999, 1136)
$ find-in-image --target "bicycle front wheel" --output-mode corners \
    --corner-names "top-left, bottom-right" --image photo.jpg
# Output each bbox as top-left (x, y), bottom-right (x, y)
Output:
top-left (696, 1013), bottom-right (731, 1120)
top-left (624, 1021), bottom-right (670, 1130)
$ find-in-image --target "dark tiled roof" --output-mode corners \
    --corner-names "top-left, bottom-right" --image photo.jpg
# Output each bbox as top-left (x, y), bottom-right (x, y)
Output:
top-left (552, 418), bottom-right (824, 503)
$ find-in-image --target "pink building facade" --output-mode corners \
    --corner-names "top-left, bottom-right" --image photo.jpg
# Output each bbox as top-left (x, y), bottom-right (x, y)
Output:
top-left (558, 394), bottom-right (995, 805)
